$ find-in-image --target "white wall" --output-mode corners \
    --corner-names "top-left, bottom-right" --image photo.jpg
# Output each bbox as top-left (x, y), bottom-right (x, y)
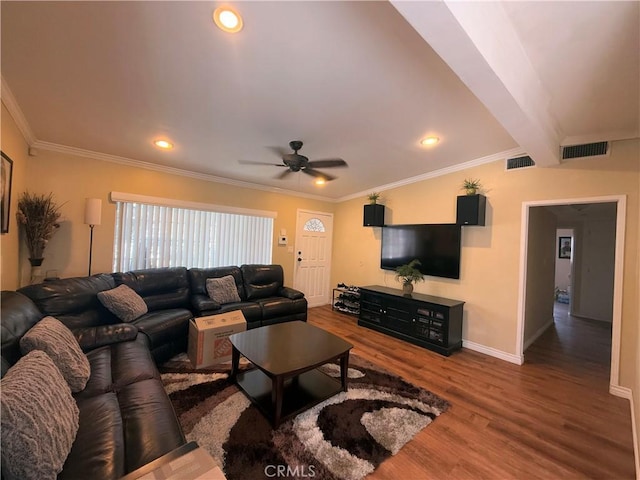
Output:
top-left (524, 207), bottom-right (557, 349)
top-left (332, 138), bottom-right (638, 386)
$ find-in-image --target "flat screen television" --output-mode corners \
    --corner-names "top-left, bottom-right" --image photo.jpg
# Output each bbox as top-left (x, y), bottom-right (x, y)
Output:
top-left (380, 224), bottom-right (462, 279)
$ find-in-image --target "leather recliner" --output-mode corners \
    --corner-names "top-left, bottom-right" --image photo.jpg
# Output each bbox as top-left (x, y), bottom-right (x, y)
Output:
top-left (188, 264), bottom-right (307, 327)
top-left (0, 290), bottom-right (186, 479)
top-left (112, 267), bottom-right (191, 363)
top-left (2, 263), bottom-right (308, 478)
top-left (19, 268), bottom-right (191, 364)
top-left (188, 266), bottom-right (263, 323)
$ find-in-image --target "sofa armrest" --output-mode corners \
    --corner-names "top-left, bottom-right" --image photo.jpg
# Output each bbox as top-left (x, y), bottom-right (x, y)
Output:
top-left (73, 324), bottom-right (139, 352)
top-left (190, 294), bottom-right (221, 315)
top-left (278, 286), bottom-right (305, 300)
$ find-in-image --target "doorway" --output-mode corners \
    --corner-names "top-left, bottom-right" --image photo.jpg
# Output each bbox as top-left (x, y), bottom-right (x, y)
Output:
top-left (516, 195), bottom-right (626, 392)
top-left (293, 209), bottom-right (333, 308)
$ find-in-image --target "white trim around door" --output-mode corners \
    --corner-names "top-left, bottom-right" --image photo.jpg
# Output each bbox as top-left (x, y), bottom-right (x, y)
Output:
top-left (515, 195), bottom-right (626, 394)
top-left (293, 209), bottom-right (334, 308)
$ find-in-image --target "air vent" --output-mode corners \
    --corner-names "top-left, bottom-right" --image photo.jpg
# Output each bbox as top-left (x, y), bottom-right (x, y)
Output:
top-left (506, 155), bottom-right (535, 170)
top-left (562, 141), bottom-right (608, 159)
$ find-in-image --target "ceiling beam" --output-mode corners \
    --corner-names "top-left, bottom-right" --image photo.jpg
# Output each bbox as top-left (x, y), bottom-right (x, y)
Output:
top-left (391, 0), bottom-right (562, 166)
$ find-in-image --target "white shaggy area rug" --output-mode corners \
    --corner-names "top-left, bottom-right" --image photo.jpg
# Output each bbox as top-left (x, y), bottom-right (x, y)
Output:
top-left (161, 354), bottom-right (449, 480)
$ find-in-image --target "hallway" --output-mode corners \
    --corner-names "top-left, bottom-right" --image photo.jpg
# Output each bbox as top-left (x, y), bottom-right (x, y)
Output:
top-left (526, 301), bottom-right (613, 384)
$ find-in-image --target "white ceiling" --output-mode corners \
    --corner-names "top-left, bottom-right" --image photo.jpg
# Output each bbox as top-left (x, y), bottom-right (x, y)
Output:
top-left (1, 1), bottom-right (638, 200)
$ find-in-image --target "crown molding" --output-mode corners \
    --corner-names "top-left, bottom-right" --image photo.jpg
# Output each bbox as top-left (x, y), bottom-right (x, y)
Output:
top-left (337, 146), bottom-right (526, 203)
top-left (33, 139), bottom-right (528, 205)
top-left (30, 140), bottom-right (337, 203)
top-left (1, 75), bottom-right (36, 145)
top-left (0, 78), bottom-right (531, 204)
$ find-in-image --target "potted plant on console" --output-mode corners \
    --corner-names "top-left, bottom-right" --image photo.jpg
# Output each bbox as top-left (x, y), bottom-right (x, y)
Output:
top-left (395, 259), bottom-right (424, 295)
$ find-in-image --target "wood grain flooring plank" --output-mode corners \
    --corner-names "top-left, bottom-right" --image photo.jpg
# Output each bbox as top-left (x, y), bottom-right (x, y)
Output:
top-left (308, 303), bottom-right (635, 479)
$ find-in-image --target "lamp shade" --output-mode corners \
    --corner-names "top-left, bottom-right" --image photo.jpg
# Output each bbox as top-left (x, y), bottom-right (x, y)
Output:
top-left (84, 198), bottom-right (102, 226)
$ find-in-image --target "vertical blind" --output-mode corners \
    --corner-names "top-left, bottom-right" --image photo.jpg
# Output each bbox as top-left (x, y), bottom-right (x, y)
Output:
top-left (113, 201), bottom-right (273, 272)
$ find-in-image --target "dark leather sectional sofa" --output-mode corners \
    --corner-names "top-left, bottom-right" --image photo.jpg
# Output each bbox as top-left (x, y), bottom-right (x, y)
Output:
top-left (189, 264), bottom-right (307, 326)
top-left (0, 264), bottom-right (306, 479)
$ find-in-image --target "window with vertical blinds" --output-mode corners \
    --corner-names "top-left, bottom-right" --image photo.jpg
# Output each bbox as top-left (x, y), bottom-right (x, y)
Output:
top-left (112, 193), bottom-right (274, 272)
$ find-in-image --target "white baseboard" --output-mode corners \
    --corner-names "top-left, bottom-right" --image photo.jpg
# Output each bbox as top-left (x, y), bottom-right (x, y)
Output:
top-left (462, 340), bottom-right (523, 365)
top-left (610, 384), bottom-right (632, 399)
top-left (633, 390), bottom-right (640, 480)
top-left (523, 318), bottom-right (554, 351)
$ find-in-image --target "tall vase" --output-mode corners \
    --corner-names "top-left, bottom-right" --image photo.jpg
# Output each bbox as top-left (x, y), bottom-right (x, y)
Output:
top-left (29, 258), bottom-right (44, 284)
top-left (29, 258), bottom-right (44, 267)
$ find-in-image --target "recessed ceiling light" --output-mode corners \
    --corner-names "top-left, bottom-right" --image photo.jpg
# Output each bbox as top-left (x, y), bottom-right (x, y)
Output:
top-left (154, 139), bottom-right (173, 150)
top-left (213, 6), bottom-right (243, 33)
top-left (420, 136), bottom-right (439, 146)
top-left (315, 179), bottom-right (326, 186)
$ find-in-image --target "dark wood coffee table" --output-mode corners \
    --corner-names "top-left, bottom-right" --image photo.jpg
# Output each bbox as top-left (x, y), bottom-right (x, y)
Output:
top-left (229, 321), bottom-right (353, 428)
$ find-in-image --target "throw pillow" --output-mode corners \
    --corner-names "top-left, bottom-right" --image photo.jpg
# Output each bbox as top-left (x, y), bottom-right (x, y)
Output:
top-left (1, 350), bottom-right (79, 480)
top-left (206, 275), bottom-right (241, 304)
top-left (20, 316), bottom-right (90, 392)
top-left (97, 284), bottom-right (148, 323)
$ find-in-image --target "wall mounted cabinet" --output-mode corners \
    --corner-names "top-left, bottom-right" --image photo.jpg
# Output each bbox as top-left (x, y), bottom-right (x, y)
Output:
top-left (456, 194), bottom-right (486, 226)
top-left (363, 204), bottom-right (385, 227)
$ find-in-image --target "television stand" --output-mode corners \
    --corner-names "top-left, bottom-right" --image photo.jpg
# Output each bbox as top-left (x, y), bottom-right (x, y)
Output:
top-left (358, 285), bottom-right (464, 356)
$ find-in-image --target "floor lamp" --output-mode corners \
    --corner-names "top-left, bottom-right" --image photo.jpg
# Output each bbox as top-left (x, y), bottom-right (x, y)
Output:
top-left (84, 198), bottom-right (102, 276)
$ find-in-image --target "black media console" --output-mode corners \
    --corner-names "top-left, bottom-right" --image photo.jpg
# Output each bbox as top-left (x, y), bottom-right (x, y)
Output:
top-left (358, 285), bottom-right (464, 356)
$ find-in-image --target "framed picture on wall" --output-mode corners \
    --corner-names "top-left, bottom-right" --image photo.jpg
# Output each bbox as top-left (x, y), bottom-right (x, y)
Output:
top-left (1, 151), bottom-right (13, 234)
top-left (558, 236), bottom-right (571, 259)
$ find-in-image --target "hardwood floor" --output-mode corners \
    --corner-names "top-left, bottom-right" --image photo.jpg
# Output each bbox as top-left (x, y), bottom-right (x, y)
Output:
top-left (308, 303), bottom-right (635, 479)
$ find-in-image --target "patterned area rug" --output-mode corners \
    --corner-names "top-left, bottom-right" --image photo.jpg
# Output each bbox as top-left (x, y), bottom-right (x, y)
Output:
top-left (160, 353), bottom-right (449, 480)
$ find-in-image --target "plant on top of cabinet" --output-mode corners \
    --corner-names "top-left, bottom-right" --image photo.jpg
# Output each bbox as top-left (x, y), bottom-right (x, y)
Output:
top-left (367, 192), bottom-right (380, 204)
top-left (461, 178), bottom-right (481, 196)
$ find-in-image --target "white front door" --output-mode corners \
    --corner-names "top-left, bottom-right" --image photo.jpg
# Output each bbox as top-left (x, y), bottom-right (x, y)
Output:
top-left (294, 210), bottom-right (333, 307)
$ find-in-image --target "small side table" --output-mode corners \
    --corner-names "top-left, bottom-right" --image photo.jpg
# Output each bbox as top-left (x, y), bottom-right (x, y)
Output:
top-left (120, 441), bottom-right (226, 480)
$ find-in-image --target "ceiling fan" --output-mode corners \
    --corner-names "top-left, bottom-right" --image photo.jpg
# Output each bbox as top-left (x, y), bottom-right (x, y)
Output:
top-left (241, 140), bottom-right (348, 181)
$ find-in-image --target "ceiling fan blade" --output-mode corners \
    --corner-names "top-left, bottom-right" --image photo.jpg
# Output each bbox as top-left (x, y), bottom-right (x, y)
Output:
top-left (302, 168), bottom-right (336, 181)
top-left (266, 146), bottom-right (290, 158)
top-left (239, 160), bottom-right (285, 167)
top-left (306, 159), bottom-right (348, 168)
top-left (276, 169), bottom-right (293, 180)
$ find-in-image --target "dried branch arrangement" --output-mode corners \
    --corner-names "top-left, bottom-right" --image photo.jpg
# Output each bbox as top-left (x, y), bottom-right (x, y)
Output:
top-left (16, 192), bottom-right (62, 261)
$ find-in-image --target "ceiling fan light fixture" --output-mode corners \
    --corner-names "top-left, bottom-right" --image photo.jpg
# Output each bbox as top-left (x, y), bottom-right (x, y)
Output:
top-left (213, 6), bottom-right (243, 33)
top-left (153, 139), bottom-right (174, 150)
top-left (240, 140), bottom-right (346, 182)
top-left (420, 136), bottom-right (439, 146)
